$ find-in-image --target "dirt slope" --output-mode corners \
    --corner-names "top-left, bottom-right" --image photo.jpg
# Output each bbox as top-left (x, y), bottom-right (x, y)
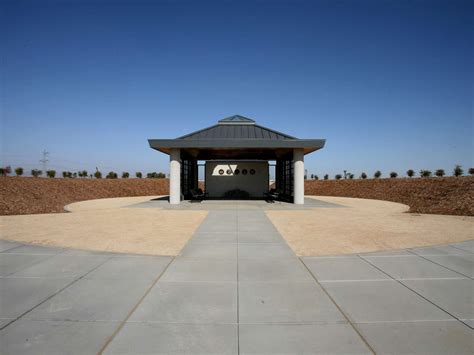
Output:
top-left (305, 177), bottom-right (474, 216)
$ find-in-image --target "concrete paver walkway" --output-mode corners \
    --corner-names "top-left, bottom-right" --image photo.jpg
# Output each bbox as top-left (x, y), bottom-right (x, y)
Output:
top-left (1, 208), bottom-right (473, 354)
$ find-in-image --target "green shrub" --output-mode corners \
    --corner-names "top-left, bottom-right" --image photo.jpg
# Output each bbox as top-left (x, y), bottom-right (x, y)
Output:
top-left (389, 171), bottom-right (398, 178)
top-left (122, 172), bottom-right (130, 179)
top-left (360, 172), bottom-right (367, 179)
top-left (15, 167), bottom-right (24, 176)
top-left (106, 171), bottom-right (118, 179)
top-left (406, 169), bottom-right (415, 177)
top-left (46, 170), bottom-right (56, 178)
top-left (335, 174), bottom-right (342, 180)
top-left (469, 168), bottom-right (474, 176)
top-left (374, 170), bottom-right (382, 178)
top-left (31, 169), bottom-right (42, 177)
top-left (323, 174), bottom-right (329, 180)
top-left (136, 172), bottom-right (142, 178)
top-left (453, 165), bottom-right (463, 177)
top-left (420, 170), bottom-right (432, 178)
top-left (435, 169), bottom-right (445, 177)
top-left (223, 188), bottom-right (250, 199)
top-left (94, 171), bottom-right (102, 179)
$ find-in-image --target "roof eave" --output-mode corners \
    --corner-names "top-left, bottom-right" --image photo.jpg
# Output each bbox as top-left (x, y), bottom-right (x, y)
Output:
top-left (148, 138), bottom-right (326, 154)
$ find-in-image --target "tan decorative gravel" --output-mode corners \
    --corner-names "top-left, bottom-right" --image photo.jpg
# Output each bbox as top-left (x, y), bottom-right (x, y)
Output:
top-left (0, 202), bottom-right (207, 255)
top-left (266, 196), bottom-right (474, 256)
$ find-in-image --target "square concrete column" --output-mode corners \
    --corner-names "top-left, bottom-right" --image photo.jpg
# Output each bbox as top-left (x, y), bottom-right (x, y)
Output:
top-left (169, 148), bottom-right (181, 204)
top-left (293, 148), bottom-right (305, 204)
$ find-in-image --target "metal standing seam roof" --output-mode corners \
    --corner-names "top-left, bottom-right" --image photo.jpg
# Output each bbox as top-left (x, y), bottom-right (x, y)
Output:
top-left (148, 114), bottom-right (326, 155)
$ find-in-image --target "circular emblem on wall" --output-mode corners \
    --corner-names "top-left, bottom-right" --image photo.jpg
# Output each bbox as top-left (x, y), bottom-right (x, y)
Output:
top-left (242, 169), bottom-right (248, 175)
top-left (226, 169), bottom-right (232, 175)
top-left (218, 169), bottom-right (224, 175)
top-left (250, 169), bottom-right (255, 175)
top-left (234, 169), bottom-right (240, 175)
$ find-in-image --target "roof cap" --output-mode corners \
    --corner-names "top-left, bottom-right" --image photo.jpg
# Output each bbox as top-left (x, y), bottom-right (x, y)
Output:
top-left (218, 115), bottom-right (255, 125)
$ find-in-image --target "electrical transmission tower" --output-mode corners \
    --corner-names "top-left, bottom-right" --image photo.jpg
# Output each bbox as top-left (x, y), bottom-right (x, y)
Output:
top-left (39, 150), bottom-right (49, 176)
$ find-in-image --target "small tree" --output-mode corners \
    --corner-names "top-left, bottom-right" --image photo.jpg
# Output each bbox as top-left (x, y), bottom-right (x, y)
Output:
top-left (72, 172), bottom-right (77, 178)
top-left (323, 174), bottom-right (329, 180)
top-left (349, 173), bottom-right (354, 179)
top-left (374, 170), bottom-right (382, 179)
top-left (335, 174), bottom-right (342, 180)
top-left (453, 165), bottom-right (463, 177)
top-left (136, 172), bottom-right (142, 178)
top-left (94, 171), bottom-right (102, 179)
top-left (420, 170), bottom-right (432, 178)
top-left (31, 169), bottom-right (42, 177)
top-left (0, 166), bottom-right (11, 176)
top-left (46, 170), bottom-right (56, 178)
top-left (406, 169), bottom-right (414, 177)
top-left (314, 175), bottom-right (319, 180)
top-left (122, 172), bottom-right (130, 179)
top-left (79, 170), bottom-right (88, 178)
top-left (435, 169), bottom-right (445, 177)
top-left (106, 171), bottom-right (118, 179)
top-left (15, 167), bottom-right (24, 176)
top-left (62, 171), bottom-right (72, 178)
top-left (389, 171), bottom-right (398, 178)
top-left (157, 172), bottom-right (166, 178)
top-left (310, 174), bottom-right (314, 180)
top-left (469, 168), bottom-right (474, 176)
top-left (360, 172), bottom-right (367, 179)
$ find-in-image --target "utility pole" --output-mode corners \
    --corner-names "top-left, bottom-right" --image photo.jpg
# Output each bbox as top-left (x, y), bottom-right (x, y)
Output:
top-left (39, 150), bottom-right (49, 176)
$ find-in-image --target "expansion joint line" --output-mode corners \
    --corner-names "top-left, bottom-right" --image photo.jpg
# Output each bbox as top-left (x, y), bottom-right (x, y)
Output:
top-left (298, 258), bottom-right (377, 355)
top-left (0, 254), bottom-right (113, 331)
top-left (97, 257), bottom-right (175, 354)
top-left (357, 255), bottom-right (473, 330)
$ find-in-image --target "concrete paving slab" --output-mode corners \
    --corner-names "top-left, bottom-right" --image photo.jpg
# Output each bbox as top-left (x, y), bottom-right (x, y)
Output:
top-left (356, 321), bottom-right (473, 355)
top-left (12, 254), bottom-right (110, 278)
top-left (0, 277), bottom-right (74, 319)
top-left (161, 257), bottom-right (237, 282)
top-left (180, 242), bottom-right (237, 258)
top-left (410, 245), bottom-right (472, 256)
top-left (402, 279), bottom-right (474, 322)
top-left (3, 244), bottom-right (64, 255)
top-left (239, 323), bottom-right (371, 354)
top-left (238, 257), bottom-right (313, 282)
top-left (362, 255), bottom-right (464, 279)
top-left (191, 232), bottom-right (238, 243)
top-left (86, 255), bottom-right (171, 280)
top-left (104, 323), bottom-right (238, 355)
top-left (238, 243), bottom-right (294, 258)
top-left (321, 280), bottom-right (452, 322)
top-left (0, 254), bottom-right (52, 276)
top-left (0, 319), bottom-right (118, 355)
top-left (237, 231), bottom-right (283, 243)
top-left (26, 277), bottom-right (152, 321)
top-left (239, 282), bottom-right (345, 323)
top-left (238, 222), bottom-right (278, 233)
top-left (452, 240), bottom-right (474, 253)
top-left (359, 249), bottom-right (413, 256)
top-left (0, 240), bottom-right (22, 252)
top-left (302, 256), bottom-right (389, 281)
top-left (195, 224), bottom-right (237, 233)
top-left (129, 282), bottom-right (237, 323)
top-left (422, 254), bottom-right (473, 278)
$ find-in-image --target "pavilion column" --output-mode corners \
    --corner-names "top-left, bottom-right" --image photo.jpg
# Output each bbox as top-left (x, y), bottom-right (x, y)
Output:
top-left (293, 148), bottom-right (305, 204)
top-left (169, 148), bottom-right (181, 204)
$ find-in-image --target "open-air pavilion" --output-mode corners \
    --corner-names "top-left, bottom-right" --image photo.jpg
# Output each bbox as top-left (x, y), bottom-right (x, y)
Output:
top-left (148, 115), bottom-right (326, 204)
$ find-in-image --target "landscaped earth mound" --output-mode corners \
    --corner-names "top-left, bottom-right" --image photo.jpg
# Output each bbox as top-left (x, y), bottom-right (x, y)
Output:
top-left (1, 176), bottom-right (473, 216)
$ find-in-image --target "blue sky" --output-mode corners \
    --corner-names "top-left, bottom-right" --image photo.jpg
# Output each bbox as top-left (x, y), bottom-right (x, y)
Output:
top-left (2, 0), bottom-right (472, 178)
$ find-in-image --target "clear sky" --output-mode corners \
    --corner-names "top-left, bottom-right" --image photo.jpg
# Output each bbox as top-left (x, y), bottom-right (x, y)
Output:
top-left (2, 0), bottom-right (472, 178)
